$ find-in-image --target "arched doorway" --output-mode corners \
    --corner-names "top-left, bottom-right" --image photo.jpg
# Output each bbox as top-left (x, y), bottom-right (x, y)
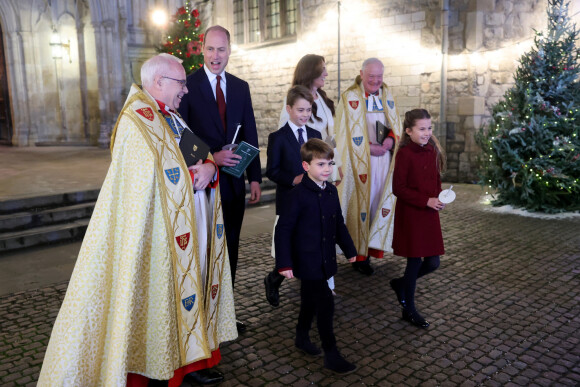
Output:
top-left (0, 25), bottom-right (12, 145)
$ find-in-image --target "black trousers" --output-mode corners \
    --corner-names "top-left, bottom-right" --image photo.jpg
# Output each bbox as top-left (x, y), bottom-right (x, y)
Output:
top-left (221, 192), bottom-right (246, 286)
top-left (297, 279), bottom-right (336, 351)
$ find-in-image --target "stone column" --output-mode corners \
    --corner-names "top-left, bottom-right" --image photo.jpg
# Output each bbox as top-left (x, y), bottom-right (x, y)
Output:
top-left (5, 31), bottom-right (34, 146)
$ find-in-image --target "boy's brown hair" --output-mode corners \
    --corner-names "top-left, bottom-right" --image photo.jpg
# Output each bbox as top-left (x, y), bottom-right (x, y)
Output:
top-left (301, 138), bottom-right (334, 163)
top-left (287, 85), bottom-right (314, 108)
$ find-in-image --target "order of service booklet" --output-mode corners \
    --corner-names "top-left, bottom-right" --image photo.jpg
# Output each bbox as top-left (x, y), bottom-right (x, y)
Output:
top-left (221, 141), bottom-right (260, 178)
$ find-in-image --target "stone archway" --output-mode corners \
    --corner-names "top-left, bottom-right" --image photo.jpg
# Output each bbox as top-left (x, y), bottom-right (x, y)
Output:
top-left (0, 25), bottom-right (12, 145)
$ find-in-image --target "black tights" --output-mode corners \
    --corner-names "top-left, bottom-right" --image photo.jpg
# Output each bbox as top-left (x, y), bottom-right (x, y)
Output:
top-left (401, 256), bottom-right (440, 310)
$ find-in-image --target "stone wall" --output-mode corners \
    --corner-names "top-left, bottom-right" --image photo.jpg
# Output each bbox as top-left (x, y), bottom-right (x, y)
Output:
top-left (0, 0), bottom-right (182, 146)
top-left (4, 0), bottom-right (578, 180)
top-left (214, 0), bottom-right (579, 182)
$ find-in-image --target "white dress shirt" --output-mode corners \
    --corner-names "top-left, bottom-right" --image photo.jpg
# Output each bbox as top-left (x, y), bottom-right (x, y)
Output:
top-left (203, 65), bottom-right (227, 101)
top-left (287, 120), bottom-right (307, 143)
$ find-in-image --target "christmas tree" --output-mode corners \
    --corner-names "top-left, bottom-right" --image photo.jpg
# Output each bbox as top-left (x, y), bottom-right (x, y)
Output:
top-left (475, 0), bottom-right (580, 213)
top-left (157, 4), bottom-right (205, 74)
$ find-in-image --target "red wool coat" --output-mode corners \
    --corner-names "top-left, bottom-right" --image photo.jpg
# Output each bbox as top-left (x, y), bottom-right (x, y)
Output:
top-left (392, 141), bottom-right (445, 258)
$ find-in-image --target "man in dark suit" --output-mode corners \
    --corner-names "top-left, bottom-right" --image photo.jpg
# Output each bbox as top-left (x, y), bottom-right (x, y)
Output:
top-left (178, 25), bottom-right (261, 335)
top-left (263, 86), bottom-right (321, 307)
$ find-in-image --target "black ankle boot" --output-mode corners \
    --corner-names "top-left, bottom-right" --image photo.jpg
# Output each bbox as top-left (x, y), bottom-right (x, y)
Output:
top-left (324, 348), bottom-right (356, 374)
top-left (402, 308), bottom-right (429, 328)
top-left (295, 330), bottom-right (321, 356)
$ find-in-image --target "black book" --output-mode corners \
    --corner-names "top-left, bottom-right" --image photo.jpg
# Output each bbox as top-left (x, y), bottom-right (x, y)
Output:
top-left (376, 121), bottom-right (392, 145)
top-left (179, 128), bottom-right (210, 167)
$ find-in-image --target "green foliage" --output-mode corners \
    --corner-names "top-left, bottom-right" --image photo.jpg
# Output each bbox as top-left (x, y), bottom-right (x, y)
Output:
top-left (157, 4), bottom-right (204, 74)
top-left (475, 0), bottom-right (580, 213)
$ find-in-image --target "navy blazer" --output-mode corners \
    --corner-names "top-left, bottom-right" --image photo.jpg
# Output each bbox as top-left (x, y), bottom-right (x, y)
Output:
top-left (274, 175), bottom-right (357, 280)
top-left (266, 123), bottom-right (321, 215)
top-left (178, 69), bottom-right (262, 201)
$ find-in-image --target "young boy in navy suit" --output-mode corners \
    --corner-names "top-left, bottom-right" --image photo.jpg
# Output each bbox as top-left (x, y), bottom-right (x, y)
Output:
top-left (263, 86), bottom-right (321, 307)
top-left (275, 138), bottom-right (357, 374)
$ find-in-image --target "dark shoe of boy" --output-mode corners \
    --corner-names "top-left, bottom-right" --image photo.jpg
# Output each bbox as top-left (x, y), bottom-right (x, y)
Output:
top-left (184, 368), bottom-right (224, 385)
top-left (352, 259), bottom-right (374, 276)
top-left (402, 308), bottom-right (430, 328)
top-left (295, 330), bottom-right (322, 356)
top-left (264, 270), bottom-right (284, 307)
top-left (389, 278), bottom-right (406, 308)
top-left (324, 348), bottom-right (356, 374)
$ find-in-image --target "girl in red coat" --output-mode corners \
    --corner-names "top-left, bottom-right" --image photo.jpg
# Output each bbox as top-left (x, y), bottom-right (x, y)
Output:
top-left (390, 109), bottom-right (446, 328)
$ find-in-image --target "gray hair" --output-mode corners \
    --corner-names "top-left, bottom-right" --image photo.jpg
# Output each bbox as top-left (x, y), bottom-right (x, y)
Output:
top-left (141, 53), bottom-right (183, 88)
top-left (361, 58), bottom-right (384, 72)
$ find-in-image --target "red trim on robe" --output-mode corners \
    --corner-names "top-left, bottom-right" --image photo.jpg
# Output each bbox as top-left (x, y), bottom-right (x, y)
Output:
top-left (126, 349), bottom-right (221, 387)
top-left (356, 248), bottom-right (384, 262)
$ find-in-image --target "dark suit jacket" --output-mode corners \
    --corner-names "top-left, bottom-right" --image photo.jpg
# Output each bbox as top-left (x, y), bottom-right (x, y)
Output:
top-left (274, 175), bottom-right (357, 280)
top-left (178, 68), bottom-right (262, 201)
top-left (266, 123), bottom-right (321, 215)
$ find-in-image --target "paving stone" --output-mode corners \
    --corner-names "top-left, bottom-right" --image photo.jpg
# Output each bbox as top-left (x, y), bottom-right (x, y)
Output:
top-left (0, 184), bottom-right (578, 385)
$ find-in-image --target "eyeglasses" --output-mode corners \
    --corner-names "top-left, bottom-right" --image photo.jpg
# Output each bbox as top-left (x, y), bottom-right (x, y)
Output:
top-left (161, 76), bottom-right (186, 87)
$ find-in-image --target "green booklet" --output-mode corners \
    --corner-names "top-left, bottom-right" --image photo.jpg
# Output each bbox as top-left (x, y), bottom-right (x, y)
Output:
top-left (221, 141), bottom-right (260, 178)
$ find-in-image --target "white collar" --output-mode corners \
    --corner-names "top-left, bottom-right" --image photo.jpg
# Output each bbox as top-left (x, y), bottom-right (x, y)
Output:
top-left (203, 65), bottom-right (226, 84)
top-left (288, 120), bottom-right (304, 133)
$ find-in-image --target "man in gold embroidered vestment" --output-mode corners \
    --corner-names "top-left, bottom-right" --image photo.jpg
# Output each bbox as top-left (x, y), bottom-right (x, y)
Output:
top-left (38, 54), bottom-right (237, 386)
top-left (335, 58), bottom-right (403, 276)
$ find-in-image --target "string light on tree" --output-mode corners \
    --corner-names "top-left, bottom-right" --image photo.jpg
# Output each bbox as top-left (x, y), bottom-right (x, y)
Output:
top-left (475, 0), bottom-right (580, 213)
top-left (157, 3), bottom-right (205, 73)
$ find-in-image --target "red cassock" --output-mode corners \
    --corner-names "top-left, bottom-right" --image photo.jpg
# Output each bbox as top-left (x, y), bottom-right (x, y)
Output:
top-left (392, 141), bottom-right (445, 258)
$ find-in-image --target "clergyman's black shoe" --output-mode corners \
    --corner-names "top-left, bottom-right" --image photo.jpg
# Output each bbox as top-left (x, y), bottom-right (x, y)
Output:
top-left (236, 321), bottom-right (246, 334)
top-left (184, 368), bottom-right (224, 385)
top-left (352, 261), bottom-right (374, 276)
top-left (264, 273), bottom-right (280, 307)
top-left (402, 308), bottom-right (430, 328)
top-left (389, 278), bottom-right (406, 308)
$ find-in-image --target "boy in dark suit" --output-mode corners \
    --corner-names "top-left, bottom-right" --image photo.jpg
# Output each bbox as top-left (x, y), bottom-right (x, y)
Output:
top-left (264, 85), bottom-right (322, 307)
top-left (275, 138), bottom-right (357, 374)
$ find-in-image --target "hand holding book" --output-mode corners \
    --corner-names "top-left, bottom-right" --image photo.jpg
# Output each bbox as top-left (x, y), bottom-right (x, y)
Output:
top-left (376, 121), bottom-right (392, 146)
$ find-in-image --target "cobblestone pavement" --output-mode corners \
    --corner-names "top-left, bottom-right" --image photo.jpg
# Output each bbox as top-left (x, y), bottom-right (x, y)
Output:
top-left (1, 184), bottom-right (579, 386)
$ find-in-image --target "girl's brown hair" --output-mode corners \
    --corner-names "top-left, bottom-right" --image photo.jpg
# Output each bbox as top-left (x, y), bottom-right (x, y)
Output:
top-left (401, 109), bottom-right (446, 174)
top-left (291, 54), bottom-right (335, 122)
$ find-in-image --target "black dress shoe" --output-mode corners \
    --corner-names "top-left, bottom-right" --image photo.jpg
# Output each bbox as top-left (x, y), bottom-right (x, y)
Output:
top-left (402, 308), bottom-right (430, 328)
top-left (236, 321), bottom-right (246, 333)
top-left (295, 337), bottom-right (322, 356)
top-left (389, 278), bottom-right (406, 308)
top-left (184, 368), bottom-right (224, 385)
top-left (264, 273), bottom-right (280, 307)
top-left (352, 261), bottom-right (374, 276)
top-left (324, 348), bottom-right (356, 374)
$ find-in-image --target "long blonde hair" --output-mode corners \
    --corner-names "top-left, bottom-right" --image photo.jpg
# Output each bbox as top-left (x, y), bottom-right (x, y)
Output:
top-left (400, 109), bottom-right (446, 174)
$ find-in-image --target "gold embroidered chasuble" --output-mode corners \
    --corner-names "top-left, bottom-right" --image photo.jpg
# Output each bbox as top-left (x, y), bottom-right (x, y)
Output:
top-left (336, 76), bottom-right (403, 256)
top-left (38, 84), bottom-right (237, 386)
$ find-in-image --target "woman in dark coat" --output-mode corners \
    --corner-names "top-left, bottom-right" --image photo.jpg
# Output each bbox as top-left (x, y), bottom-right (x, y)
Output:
top-left (390, 109), bottom-right (447, 328)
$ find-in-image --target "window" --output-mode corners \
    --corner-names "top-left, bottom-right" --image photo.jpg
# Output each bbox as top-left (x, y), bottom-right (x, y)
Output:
top-left (233, 0), bottom-right (297, 45)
